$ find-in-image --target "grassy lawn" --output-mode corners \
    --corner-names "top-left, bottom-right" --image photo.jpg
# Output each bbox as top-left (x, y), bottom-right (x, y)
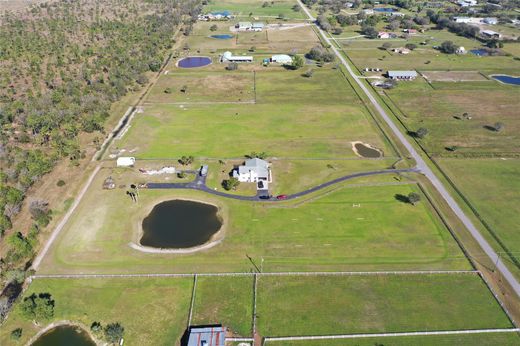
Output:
top-left (269, 333), bottom-right (520, 345)
top-left (382, 78), bottom-right (520, 154)
top-left (38, 173), bottom-right (470, 274)
top-left (192, 276), bottom-right (253, 336)
top-left (118, 67), bottom-right (390, 160)
top-left (0, 278), bottom-right (193, 346)
top-left (256, 274), bottom-right (513, 336)
top-left (204, 0), bottom-right (304, 19)
top-left (438, 158), bottom-right (520, 261)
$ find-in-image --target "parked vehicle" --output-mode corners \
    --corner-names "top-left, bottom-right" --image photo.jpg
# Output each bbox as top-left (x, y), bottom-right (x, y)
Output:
top-left (276, 194), bottom-right (288, 200)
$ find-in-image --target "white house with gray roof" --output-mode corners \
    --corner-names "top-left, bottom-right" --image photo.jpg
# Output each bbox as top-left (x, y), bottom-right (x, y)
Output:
top-left (233, 158), bottom-right (271, 183)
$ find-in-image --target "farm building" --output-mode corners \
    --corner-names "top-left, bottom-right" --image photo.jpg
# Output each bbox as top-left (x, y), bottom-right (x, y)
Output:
top-left (186, 326), bottom-right (226, 346)
top-left (457, 0), bottom-right (477, 7)
top-left (102, 176), bottom-right (116, 190)
top-left (252, 22), bottom-right (265, 31)
top-left (483, 17), bottom-right (498, 25)
top-left (235, 22), bottom-right (264, 31)
top-left (378, 31), bottom-right (390, 39)
top-left (481, 30), bottom-right (501, 39)
top-left (233, 158), bottom-right (271, 183)
top-left (220, 51), bottom-right (253, 63)
top-left (270, 54), bottom-right (293, 64)
top-left (392, 47), bottom-right (410, 54)
top-left (403, 29), bottom-right (418, 34)
top-left (116, 157), bottom-right (135, 167)
top-left (456, 46), bottom-right (467, 54)
top-left (387, 71), bottom-right (418, 80)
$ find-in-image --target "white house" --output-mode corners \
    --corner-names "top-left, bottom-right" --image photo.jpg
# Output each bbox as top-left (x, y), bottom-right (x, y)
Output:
top-left (116, 157), bottom-right (135, 167)
top-left (378, 31), bottom-right (391, 39)
top-left (483, 17), bottom-right (498, 25)
top-left (481, 29), bottom-right (501, 39)
top-left (252, 22), bottom-right (265, 31)
top-left (220, 51), bottom-right (253, 63)
top-left (392, 47), bottom-right (411, 54)
top-left (270, 54), bottom-right (293, 64)
top-left (457, 0), bottom-right (477, 7)
top-left (233, 158), bottom-right (271, 183)
top-left (387, 70), bottom-right (418, 80)
top-left (456, 46), bottom-right (467, 54)
top-left (236, 22), bottom-right (252, 30)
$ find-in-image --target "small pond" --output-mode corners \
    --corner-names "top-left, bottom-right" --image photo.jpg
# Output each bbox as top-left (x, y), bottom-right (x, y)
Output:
top-left (32, 325), bottom-right (95, 346)
top-left (374, 7), bottom-right (396, 12)
top-left (211, 34), bottom-right (234, 39)
top-left (354, 143), bottom-right (383, 158)
top-left (470, 49), bottom-right (489, 56)
top-left (140, 200), bottom-right (222, 249)
top-left (177, 56), bottom-right (212, 68)
top-left (491, 75), bottom-right (520, 86)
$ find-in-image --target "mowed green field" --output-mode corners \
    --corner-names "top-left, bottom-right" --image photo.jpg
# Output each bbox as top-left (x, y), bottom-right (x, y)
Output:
top-left (204, 0), bottom-right (304, 19)
top-left (191, 276), bottom-right (253, 336)
top-left (438, 158), bottom-right (520, 260)
top-left (38, 172), bottom-right (470, 274)
top-left (382, 78), bottom-right (520, 154)
top-left (256, 275), bottom-right (513, 336)
top-left (0, 278), bottom-right (193, 346)
top-left (119, 67), bottom-right (390, 159)
top-left (271, 333), bottom-right (520, 346)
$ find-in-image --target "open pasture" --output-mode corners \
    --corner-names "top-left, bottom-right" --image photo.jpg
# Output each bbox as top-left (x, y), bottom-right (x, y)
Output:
top-left (383, 78), bottom-right (520, 154)
top-left (256, 274), bottom-right (513, 336)
top-left (421, 70), bottom-right (489, 82)
top-left (38, 177), bottom-right (470, 274)
top-left (204, 0), bottom-right (304, 19)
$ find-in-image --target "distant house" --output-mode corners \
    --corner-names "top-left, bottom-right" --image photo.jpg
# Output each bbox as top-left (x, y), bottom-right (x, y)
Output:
top-left (187, 326), bottom-right (226, 346)
top-left (116, 157), bottom-right (135, 167)
top-left (483, 17), bottom-right (498, 25)
top-left (392, 47), bottom-right (411, 54)
top-left (403, 29), bottom-right (418, 34)
top-left (220, 51), bottom-right (253, 63)
top-left (456, 46), bottom-right (467, 54)
top-left (390, 12), bottom-right (405, 17)
top-left (200, 165), bottom-right (209, 176)
top-left (233, 158), bottom-right (271, 183)
top-left (378, 31), bottom-right (390, 39)
top-left (387, 70), bottom-right (418, 80)
top-left (481, 29), bottom-right (501, 39)
top-left (457, 0), bottom-right (477, 7)
top-left (270, 54), bottom-right (293, 64)
top-left (362, 9), bottom-right (374, 15)
top-left (252, 22), bottom-right (265, 31)
top-left (236, 22), bottom-right (252, 30)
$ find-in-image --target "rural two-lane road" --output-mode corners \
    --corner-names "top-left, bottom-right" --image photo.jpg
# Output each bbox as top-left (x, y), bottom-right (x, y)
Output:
top-left (296, 0), bottom-right (520, 298)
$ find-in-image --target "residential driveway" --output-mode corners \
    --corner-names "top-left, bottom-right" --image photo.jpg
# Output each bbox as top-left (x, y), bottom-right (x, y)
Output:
top-left (146, 168), bottom-right (417, 202)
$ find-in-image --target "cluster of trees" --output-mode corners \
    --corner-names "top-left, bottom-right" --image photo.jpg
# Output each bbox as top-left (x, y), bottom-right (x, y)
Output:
top-left (91, 321), bottom-right (125, 344)
top-left (20, 292), bottom-right (55, 321)
top-left (426, 10), bottom-right (479, 38)
top-left (306, 46), bottom-right (335, 63)
top-left (0, 0), bottom-right (202, 303)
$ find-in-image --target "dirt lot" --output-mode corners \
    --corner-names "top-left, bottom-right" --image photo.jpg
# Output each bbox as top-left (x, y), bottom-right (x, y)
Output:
top-left (421, 70), bottom-right (489, 82)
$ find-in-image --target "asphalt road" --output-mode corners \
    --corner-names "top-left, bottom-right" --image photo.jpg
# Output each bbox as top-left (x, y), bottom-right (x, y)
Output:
top-left (296, 0), bottom-right (520, 298)
top-left (146, 168), bottom-right (417, 201)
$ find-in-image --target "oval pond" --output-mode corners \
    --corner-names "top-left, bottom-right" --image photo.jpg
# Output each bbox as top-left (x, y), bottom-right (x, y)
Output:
top-left (32, 325), bottom-right (95, 346)
top-left (211, 34), bottom-right (233, 39)
top-left (177, 56), bottom-right (212, 68)
top-left (491, 75), bottom-right (520, 86)
top-left (140, 200), bottom-right (222, 249)
top-left (354, 143), bottom-right (383, 158)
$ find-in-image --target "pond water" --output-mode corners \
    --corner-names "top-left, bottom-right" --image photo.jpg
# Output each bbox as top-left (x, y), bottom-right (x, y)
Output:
top-left (470, 49), bottom-right (489, 56)
top-left (140, 200), bottom-right (222, 249)
top-left (32, 326), bottom-right (95, 346)
top-left (374, 7), bottom-right (396, 12)
top-left (491, 75), bottom-right (520, 85)
top-left (354, 143), bottom-right (383, 158)
top-left (177, 56), bottom-right (212, 68)
top-left (211, 34), bottom-right (233, 39)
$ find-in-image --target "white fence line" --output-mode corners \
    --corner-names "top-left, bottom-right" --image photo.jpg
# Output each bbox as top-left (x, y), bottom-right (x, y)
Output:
top-left (31, 270), bottom-right (479, 280)
top-left (264, 328), bottom-right (520, 342)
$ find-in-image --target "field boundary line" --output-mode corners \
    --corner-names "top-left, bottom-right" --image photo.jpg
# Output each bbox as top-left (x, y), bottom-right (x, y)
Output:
top-left (263, 328), bottom-right (520, 342)
top-left (31, 165), bottom-right (101, 270)
top-left (31, 270), bottom-right (479, 279)
top-left (187, 274), bottom-right (197, 327)
top-left (252, 273), bottom-right (258, 336)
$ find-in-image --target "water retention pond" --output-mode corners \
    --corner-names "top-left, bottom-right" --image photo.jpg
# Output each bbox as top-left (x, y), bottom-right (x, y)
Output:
top-left (140, 200), bottom-right (222, 249)
top-left (32, 325), bottom-right (95, 346)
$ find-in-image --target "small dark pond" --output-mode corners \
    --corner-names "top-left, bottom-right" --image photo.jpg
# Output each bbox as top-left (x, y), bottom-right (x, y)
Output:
top-left (491, 75), bottom-right (520, 86)
top-left (211, 34), bottom-right (233, 39)
top-left (141, 200), bottom-right (222, 248)
top-left (32, 326), bottom-right (95, 346)
top-left (355, 143), bottom-right (383, 158)
top-left (374, 7), bottom-right (396, 12)
top-left (177, 56), bottom-right (212, 68)
top-left (470, 49), bottom-right (489, 56)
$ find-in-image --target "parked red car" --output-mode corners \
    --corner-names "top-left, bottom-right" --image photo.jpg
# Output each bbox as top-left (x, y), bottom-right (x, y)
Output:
top-left (276, 194), bottom-right (288, 200)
